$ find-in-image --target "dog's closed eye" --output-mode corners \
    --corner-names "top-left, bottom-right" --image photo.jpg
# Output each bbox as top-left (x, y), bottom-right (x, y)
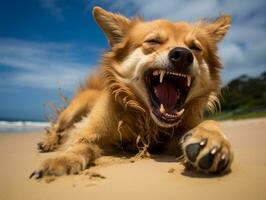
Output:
top-left (142, 37), bottom-right (164, 53)
top-left (145, 39), bottom-right (162, 44)
top-left (189, 40), bottom-right (202, 52)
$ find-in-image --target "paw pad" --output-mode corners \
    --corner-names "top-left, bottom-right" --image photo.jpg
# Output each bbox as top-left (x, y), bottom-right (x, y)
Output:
top-left (185, 138), bottom-right (207, 162)
top-left (185, 143), bottom-right (201, 162)
top-left (182, 124), bottom-right (233, 174)
top-left (198, 150), bottom-right (216, 169)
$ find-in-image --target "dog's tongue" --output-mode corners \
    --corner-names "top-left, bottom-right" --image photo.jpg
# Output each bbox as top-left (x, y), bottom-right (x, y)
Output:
top-left (154, 82), bottom-right (178, 113)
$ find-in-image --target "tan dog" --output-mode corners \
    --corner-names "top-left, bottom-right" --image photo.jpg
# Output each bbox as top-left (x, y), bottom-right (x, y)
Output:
top-left (30, 7), bottom-right (233, 178)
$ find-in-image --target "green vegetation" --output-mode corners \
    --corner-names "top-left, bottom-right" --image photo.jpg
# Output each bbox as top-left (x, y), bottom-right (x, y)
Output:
top-left (207, 72), bottom-right (266, 120)
top-left (209, 111), bottom-right (266, 120)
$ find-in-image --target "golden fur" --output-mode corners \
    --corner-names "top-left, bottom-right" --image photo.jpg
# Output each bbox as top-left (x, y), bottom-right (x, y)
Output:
top-left (31, 7), bottom-right (233, 178)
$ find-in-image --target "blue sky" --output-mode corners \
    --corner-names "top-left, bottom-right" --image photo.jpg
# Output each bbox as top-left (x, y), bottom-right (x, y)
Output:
top-left (0, 0), bottom-right (265, 121)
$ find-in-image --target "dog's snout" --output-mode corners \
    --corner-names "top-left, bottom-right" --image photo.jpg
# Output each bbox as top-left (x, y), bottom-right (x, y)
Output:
top-left (168, 47), bottom-right (193, 72)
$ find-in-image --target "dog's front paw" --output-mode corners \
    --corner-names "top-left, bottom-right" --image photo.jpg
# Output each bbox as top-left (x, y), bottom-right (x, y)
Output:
top-left (37, 130), bottom-right (62, 153)
top-left (29, 153), bottom-right (85, 179)
top-left (181, 120), bottom-right (233, 174)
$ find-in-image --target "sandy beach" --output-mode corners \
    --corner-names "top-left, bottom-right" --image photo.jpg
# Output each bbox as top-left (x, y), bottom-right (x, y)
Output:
top-left (0, 118), bottom-right (266, 200)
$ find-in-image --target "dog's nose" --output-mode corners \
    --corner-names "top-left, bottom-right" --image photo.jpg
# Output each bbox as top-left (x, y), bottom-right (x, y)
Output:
top-left (168, 47), bottom-right (193, 71)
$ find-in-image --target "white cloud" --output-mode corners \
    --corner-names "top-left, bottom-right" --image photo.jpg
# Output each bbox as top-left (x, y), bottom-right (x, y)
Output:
top-left (220, 44), bottom-right (245, 68)
top-left (40, 0), bottom-right (64, 21)
top-left (0, 38), bottom-right (97, 91)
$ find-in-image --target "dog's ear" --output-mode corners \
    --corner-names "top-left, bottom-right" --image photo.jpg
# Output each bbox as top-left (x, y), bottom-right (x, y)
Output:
top-left (93, 7), bottom-right (131, 47)
top-left (205, 15), bottom-right (232, 43)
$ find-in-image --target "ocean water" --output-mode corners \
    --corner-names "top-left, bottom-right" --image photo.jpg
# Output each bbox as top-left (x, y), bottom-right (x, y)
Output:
top-left (0, 121), bottom-right (50, 133)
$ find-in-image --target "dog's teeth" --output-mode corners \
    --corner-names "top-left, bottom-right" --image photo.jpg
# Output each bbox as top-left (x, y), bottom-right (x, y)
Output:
top-left (176, 89), bottom-right (180, 99)
top-left (176, 108), bottom-right (185, 117)
top-left (153, 70), bottom-right (159, 76)
top-left (159, 70), bottom-right (166, 83)
top-left (154, 88), bottom-right (158, 96)
top-left (160, 104), bottom-right (166, 114)
top-left (165, 113), bottom-right (172, 117)
top-left (187, 76), bottom-right (191, 87)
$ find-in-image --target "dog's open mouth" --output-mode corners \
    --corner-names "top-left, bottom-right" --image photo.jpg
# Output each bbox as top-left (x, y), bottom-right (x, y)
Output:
top-left (145, 69), bottom-right (192, 123)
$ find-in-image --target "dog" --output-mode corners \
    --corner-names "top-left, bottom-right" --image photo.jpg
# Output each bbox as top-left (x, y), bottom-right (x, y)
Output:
top-left (30, 6), bottom-right (233, 179)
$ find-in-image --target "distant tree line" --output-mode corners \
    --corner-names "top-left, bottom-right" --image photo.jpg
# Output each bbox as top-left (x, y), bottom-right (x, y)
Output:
top-left (220, 72), bottom-right (266, 113)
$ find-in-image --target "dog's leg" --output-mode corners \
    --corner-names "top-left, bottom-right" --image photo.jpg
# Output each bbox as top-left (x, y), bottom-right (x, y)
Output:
top-left (37, 129), bottom-right (62, 153)
top-left (31, 114), bottom-right (104, 178)
top-left (31, 92), bottom-right (114, 178)
top-left (181, 120), bottom-right (233, 174)
top-left (38, 89), bottom-right (101, 152)
top-left (54, 89), bottom-right (101, 132)
top-left (31, 135), bottom-right (102, 178)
